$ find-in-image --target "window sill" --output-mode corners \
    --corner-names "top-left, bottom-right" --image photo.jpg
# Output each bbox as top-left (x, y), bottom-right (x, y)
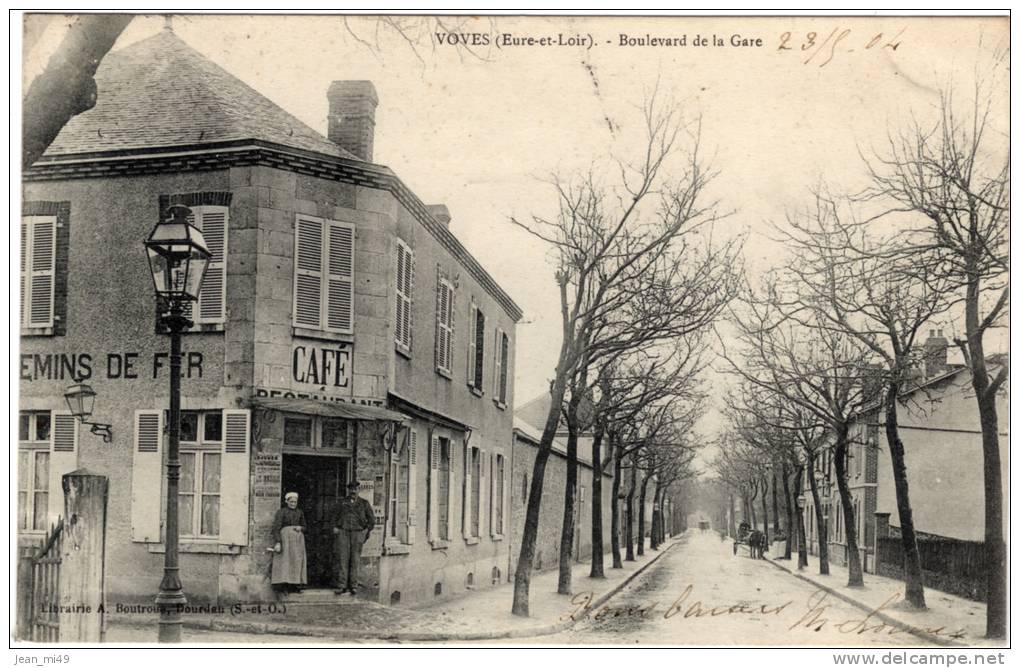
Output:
top-left (20, 327), bottom-right (55, 337)
top-left (491, 533), bottom-right (504, 542)
top-left (292, 327), bottom-right (354, 344)
top-left (395, 343), bottom-right (412, 360)
top-left (145, 542), bottom-right (242, 555)
top-left (187, 323), bottom-right (225, 333)
top-left (384, 543), bottom-right (412, 555)
top-left (430, 539), bottom-right (450, 551)
top-left (436, 367), bottom-right (452, 380)
top-left (493, 399), bottom-right (507, 411)
top-left (464, 536), bottom-right (479, 545)
top-left (469, 386), bottom-right (484, 398)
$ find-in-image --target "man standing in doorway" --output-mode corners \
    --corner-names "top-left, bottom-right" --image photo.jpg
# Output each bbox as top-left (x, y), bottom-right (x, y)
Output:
top-left (333, 481), bottom-right (376, 595)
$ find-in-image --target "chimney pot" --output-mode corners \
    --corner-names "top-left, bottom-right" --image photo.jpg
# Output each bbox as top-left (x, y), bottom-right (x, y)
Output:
top-left (327, 80), bottom-right (379, 162)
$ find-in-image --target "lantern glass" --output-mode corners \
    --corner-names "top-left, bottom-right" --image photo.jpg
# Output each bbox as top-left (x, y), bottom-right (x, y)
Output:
top-left (64, 383), bottom-right (97, 420)
top-left (144, 205), bottom-right (211, 303)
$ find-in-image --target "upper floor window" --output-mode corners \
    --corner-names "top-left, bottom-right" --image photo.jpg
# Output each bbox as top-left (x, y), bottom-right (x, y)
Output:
top-left (21, 215), bottom-right (57, 332)
top-left (467, 303), bottom-right (485, 393)
top-left (493, 328), bottom-right (510, 408)
top-left (435, 279), bottom-right (455, 376)
top-left (395, 239), bottom-right (414, 353)
top-left (294, 215), bottom-right (355, 335)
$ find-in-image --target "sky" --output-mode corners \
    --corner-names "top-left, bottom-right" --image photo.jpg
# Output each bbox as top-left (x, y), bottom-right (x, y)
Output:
top-left (20, 12), bottom-right (1009, 440)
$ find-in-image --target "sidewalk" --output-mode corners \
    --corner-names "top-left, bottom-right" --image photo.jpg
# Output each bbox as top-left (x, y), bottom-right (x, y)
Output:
top-left (106, 536), bottom-right (677, 643)
top-left (765, 545), bottom-right (1000, 648)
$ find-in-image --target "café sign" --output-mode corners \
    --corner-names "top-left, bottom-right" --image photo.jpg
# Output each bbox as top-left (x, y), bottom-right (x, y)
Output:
top-left (291, 341), bottom-right (351, 389)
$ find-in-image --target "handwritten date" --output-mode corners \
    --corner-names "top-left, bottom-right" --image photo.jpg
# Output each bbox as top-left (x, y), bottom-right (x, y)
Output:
top-left (778, 28), bottom-right (905, 67)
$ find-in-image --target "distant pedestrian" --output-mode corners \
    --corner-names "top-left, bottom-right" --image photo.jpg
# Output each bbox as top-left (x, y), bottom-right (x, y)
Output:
top-left (270, 492), bottom-right (307, 593)
top-left (332, 481), bottom-right (375, 595)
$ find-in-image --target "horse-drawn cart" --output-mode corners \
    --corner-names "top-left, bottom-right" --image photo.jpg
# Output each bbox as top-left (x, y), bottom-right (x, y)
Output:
top-left (732, 522), bottom-right (768, 559)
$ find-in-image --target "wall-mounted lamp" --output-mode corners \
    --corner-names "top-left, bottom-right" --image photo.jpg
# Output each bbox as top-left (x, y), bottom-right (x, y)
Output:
top-left (64, 382), bottom-right (113, 442)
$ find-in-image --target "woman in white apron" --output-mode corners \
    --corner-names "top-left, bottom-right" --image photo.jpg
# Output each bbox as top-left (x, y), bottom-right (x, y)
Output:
top-left (271, 492), bottom-right (307, 593)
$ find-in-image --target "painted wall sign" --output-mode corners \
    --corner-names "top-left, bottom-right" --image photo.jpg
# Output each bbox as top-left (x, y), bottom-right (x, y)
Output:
top-left (254, 387), bottom-right (385, 407)
top-left (19, 352), bottom-right (204, 381)
top-left (292, 342), bottom-right (350, 388)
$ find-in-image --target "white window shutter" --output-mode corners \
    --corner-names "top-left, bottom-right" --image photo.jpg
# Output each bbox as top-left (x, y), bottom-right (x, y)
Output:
top-left (406, 247), bottom-right (415, 349)
top-left (489, 452), bottom-right (496, 538)
top-left (493, 328), bottom-right (503, 398)
top-left (462, 444), bottom-right (472, 539)
top-left (479, 449), bottom-right (488, 539)
top-left (395, 241), bottom-right (413, 350)
top-left (48, 412), bottom-right (79, 526)
top-left (294, 216), bottom-right (323, 328)
top-left (395, 244), bottom-right (406, 346)
top-left (407, 429), bottom-right (418, 543)
top-left (19, 220), bottom-right (27, 327)
top-left (467, 303), bottom-right (477, 387)
top-left (132, 410), bottom-right (164, 542)
top-left (447, 438), bottom-right (456, 539)
top-left (501, 456), bottom-right (508, 535)
top-left (326, 221), bottom-right (355, 333)
top-left (196, 207), bottom-right (228, 324)
top-left (26, 216), bottom-right (56, 329)
top-left (220, 409), bottom-right (251, 546)
top-left (429, 433), bottom-right (439, 541)
top-left (501, 333), bottom-right (510, 404)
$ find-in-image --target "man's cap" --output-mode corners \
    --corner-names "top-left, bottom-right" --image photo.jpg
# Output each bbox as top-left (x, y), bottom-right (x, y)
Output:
top-left (347, 481), bottom-right (361, 490)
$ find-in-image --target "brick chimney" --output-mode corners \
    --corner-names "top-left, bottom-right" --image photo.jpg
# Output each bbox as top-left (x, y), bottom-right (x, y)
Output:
top-left (327, 81), bottom-right (378, 162)
top-left (426, 204), bottom-right (451, 228)
top-left (923, 328), bottom-right (949, 378)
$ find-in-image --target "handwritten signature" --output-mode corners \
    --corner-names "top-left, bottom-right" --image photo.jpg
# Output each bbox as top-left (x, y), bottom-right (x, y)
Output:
top-left (563, 585), bottom-right (967, 640)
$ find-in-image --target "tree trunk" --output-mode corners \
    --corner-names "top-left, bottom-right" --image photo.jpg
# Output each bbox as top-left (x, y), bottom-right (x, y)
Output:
top-left (806, 453), bottom-right (829, 575)
top-left (772, 469), bottom-right (781, 534)
top-left (637, 474), bottom-right (651, 556)
top-left (782, 462), bottom-right (794, 560)
top-left (760, 477), bottom-right (770, 545)
top-left (728, 493), bottom-right (736, 538)
top-left (748, 485), bottom-right (758, 530)
top-left (590, 426), bottom-right (606, 578)
top-left (833, 423), bottom-right (864, 587)
top-left (625, 460), bottom-right (636, 561)
top-left (963, 273), bottom-right (1006, 638)
top-left (23, 15), bottom-right (133, 169)
top-left (610, 439), bottom-right (623, 568)
top-left (557, 399), bottom-right (581, 595)
top-left (794, 466), bottom-right (808, 570)
top-left (884, 381), bottom-right (926, 609)
top-left (512, 374), bottom-right (569, 617)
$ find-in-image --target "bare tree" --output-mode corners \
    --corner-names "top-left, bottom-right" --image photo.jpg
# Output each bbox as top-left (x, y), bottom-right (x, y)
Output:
top-left (724, 280), bottom-right (882, 586)
top-left (507, 95), bottom-right (739, 615)
top-left (865, 82), bottom-right (1009, 636)
top-left (779, 191), bottom-right (954, 607)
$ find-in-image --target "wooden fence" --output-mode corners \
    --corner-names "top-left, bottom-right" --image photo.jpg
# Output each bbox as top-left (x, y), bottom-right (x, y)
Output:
top-left (17, 518), bottom-right (64, 641)
top-left (877, 532), bottom-right (986, 601)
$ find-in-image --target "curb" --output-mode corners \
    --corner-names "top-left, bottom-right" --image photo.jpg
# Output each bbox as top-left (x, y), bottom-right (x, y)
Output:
top-left (109, 537), bottom-right (682, 642)
top-left (764, 555), bottom-right (970, 648)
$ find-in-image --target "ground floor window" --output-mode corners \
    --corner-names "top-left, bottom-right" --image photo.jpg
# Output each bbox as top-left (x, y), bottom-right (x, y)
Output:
top-left (179, 410), bottom-right (224, 538)
top-left (493, 453), bottom-right (505, 535)
top-left (438, 438), bottom-right (451, 540)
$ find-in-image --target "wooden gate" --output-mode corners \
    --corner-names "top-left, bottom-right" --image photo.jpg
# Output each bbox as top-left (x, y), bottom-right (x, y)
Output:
top-left (18, 518), bottom-right (64, 641)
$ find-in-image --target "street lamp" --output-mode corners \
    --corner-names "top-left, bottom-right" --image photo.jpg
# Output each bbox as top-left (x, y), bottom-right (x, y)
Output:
top-left (63, 382), bottom-right (112, 442)
top-left (144, 204), bottom-right (210, 643)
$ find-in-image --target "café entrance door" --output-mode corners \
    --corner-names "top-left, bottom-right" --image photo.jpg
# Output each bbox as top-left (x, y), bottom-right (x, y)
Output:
top-left (281, 454), bottom-right (350, 586)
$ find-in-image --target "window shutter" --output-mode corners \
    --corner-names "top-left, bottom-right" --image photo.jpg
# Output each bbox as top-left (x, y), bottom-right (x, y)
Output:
top-left (220, 409), bottom-right (251, 546)
top-left (447, 439), bottom-right (456, 538)
top-left (132, 410), bottom-right (164, 542)
top-left (48, 412), bottom-right (78, 525)
top-left (294, 216), bottom-right (323, 328)
top-left (406, 429), bottom-right (418, 543)
top-left (406, 248), bottom-right (415, 349)
top-left (493, 328), bottom-right (503, 398)
top-left (479, 449), bottom-right (487, 539)
top-left (500, 455), bottom-right (507, 536)
top-left (489, 453), bottom-right (496, 538)
top-left (19, 220), bottom-right (27, 327)
top-left (462, 444), bottom-right (472, 539)
top-left (475, 310), bottom-right (485, 391)
top-left (395, 244), bottom-right (406, 347)
top-left (429, 433), bottom-right (439, 541)
top-left (467, 303), bottom-right (478, 386)
top-left (196, 207), bottom-right (228, 324)
top-left (26, 216), bottom-right (56, 328)
top-left (500, 332), bottom-right (510, 405)
top-left (326, 221), bottom-right (355, 333)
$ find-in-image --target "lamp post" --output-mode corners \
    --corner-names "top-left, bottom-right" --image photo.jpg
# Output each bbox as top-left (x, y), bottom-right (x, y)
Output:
top-left (144, 204), bottom-right (210, 643)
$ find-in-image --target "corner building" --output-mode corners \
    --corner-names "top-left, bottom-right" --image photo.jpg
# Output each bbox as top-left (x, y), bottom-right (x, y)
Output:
top-left (19, 29), bottom-right (521, 607)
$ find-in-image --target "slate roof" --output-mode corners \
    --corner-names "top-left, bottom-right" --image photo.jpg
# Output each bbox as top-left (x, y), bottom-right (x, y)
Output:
top-left (40, 28), bottom-right (359, 161)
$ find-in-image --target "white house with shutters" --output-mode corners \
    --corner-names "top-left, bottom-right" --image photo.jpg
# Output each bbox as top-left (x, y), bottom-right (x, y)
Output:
top-left (19, 27), bottom-right (521, 606)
